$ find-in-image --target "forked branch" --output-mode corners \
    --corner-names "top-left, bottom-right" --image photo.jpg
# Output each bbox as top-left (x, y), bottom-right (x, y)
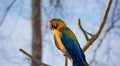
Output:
top-left (78, 19), bottom-right (89, 41)
top-left (78, 0), bottom-right (112, 52)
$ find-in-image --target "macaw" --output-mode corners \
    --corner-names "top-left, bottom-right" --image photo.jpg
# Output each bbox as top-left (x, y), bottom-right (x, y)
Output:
top-left (48, 18), bottom-right (89, 66)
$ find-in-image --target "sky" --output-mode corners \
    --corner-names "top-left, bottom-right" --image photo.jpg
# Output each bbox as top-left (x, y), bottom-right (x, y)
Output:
top-left (0, 0), bottom-right (120, 66)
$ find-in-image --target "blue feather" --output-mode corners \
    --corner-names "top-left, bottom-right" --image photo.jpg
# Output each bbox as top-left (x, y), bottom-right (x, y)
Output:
top-left (60, 28), bottom-right (86, 66)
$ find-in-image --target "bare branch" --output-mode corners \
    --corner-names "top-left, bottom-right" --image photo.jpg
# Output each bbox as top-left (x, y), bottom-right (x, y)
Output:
top-left (78, 18), bottom-right (89, 41)
top-left (0, 0), bottom-right (16, 26)
top-left (19, 49), bottom-right (50, 66)
top-left (90, 32), bottom-right (107, 65)
top-left (64, 56), bottom-right (68, 66)
top-left (82, 0), bottom-right (112, 52)
top-left (89, 0), bottom-right (118, 65)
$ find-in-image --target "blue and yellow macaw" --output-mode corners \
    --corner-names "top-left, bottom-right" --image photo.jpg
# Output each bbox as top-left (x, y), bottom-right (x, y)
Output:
top-left (48, 18), bottom-right (89, 66)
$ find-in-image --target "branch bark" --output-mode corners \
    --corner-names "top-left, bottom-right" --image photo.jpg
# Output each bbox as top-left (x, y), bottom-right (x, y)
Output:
top-left (80, 0), bottom-right (113, 52)
top-left (64, 56), bottom-right (68, 66)
top-left (19, 49), bottom-right (50, 66)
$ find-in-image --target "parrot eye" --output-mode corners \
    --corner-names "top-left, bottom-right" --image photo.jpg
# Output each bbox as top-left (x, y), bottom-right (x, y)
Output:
top-left (52, 23), bottom-right (58, 29)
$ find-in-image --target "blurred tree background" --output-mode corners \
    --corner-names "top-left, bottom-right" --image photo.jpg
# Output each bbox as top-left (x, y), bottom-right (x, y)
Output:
top-left (0, 0), bottom-right (120, 66)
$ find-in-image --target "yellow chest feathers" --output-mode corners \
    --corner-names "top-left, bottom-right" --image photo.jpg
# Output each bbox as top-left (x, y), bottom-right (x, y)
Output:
top-left (53, 30), bottom-right (65, 51)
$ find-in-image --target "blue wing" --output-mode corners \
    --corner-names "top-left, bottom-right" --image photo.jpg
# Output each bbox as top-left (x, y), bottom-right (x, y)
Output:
top-left (60, 28), bottom-right (86, 66)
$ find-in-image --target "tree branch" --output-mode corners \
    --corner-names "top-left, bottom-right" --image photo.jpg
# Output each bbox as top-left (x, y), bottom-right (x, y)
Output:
top-left (19, 49), bottom-right (50, 66)
top-left (64, 56), bottom-right (68, 66)
top-left (78, 19), bottom-right (89, 41)
top-left (0, 0), bottom-right (16, 26)
top-left (89, 0), bottom-right (119, 65)
top-left (81, 0), bottom-right (112, 52)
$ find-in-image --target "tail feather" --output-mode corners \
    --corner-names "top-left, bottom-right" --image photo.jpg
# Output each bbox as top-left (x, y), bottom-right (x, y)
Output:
top-left (73, 61), bottom-right (79, 66)
top-left (73, 60), bottom-right (89, 66)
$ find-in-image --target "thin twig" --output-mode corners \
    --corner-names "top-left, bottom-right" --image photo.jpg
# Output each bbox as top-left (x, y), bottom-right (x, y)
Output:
top-left (19, 49), bottom-right (50, 66)
top-left (82, 0), bottom-right (112, 52)
top-left (0, 0), bottom-right (16, 26)
top-left (78, 19), bottom-right (89, 41)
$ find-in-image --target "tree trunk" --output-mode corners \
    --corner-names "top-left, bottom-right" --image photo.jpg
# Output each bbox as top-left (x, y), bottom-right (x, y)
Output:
top-left (31, 0), bottom-right (42, 66)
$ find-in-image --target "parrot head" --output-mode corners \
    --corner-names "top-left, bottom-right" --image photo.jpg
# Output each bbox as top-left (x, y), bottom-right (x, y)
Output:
top-left (48, 18), bottom-right (67, 30)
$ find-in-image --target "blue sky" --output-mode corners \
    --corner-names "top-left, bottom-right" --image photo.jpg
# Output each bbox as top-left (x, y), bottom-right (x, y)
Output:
top-left (0, 0), bottom-right (120, 66)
